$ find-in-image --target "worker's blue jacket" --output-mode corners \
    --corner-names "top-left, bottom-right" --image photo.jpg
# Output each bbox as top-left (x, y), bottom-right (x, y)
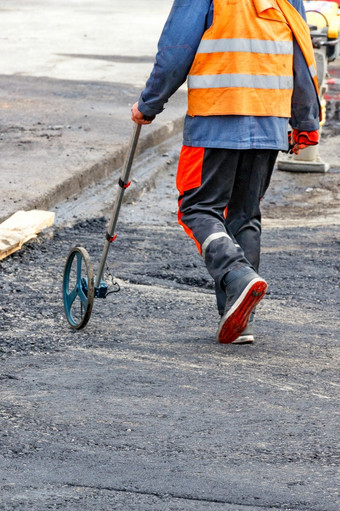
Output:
top-left (137, 0), bottom-right (320, 150)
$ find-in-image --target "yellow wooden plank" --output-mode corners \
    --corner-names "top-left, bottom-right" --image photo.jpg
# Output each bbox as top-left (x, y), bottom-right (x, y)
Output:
top-left (0, 210), bottom-right (55, 260)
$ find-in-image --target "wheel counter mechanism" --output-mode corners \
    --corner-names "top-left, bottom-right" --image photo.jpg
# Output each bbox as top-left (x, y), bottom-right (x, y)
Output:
top-left (62, 123), bottom-right (143, 329)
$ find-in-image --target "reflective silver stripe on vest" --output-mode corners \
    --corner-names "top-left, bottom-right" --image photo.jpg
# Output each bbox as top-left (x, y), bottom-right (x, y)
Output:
top-left (196, 38), bottom-right (293, 55)
top-left (188, 73), bottom-right (293, 90)
top-left (309, 64), bottom-right (317, 78)
top-left (202, 232), bottom-right (232, 260)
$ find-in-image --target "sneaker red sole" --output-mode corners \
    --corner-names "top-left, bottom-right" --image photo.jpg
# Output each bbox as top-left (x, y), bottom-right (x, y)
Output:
top-left (217, 279), bottom-right (267, 344)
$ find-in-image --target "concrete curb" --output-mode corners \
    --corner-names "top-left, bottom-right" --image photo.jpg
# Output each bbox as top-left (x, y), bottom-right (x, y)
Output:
top-left (6, 117), bottom-right (184, 223)
top-left (53, 127), bottom-right (183, 225)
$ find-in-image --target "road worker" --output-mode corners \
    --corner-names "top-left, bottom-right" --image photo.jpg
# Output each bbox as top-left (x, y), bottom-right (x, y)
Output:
top-left (131, 0), bottom-right (320, 344)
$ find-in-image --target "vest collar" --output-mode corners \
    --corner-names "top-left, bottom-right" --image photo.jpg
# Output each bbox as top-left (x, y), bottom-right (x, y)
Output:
top-left (253, 0), bottom-right (286, 21)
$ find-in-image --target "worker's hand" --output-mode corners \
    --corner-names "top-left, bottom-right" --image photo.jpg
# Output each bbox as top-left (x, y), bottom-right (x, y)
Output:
top-left (131, 102), bottom-right (155, 125)
top-left (288, 129), bottom-right (319, 155)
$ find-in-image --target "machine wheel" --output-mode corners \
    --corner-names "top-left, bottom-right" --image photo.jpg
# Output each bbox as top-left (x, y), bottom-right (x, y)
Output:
top-left (62, 246), bottom-right (94, 329)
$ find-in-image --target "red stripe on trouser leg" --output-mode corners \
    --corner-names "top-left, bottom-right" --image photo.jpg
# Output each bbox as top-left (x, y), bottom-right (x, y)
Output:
top-left (176, 146), bottom-right (204, 196)
top-left (224, 205), bottom-right (228, 220)
top-left (176, 146), bottom-right (205, 255)
top-left (178, 199), bottom-right (202, 254)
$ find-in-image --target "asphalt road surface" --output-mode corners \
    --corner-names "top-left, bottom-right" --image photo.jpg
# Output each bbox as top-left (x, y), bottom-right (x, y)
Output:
top-left (0, 134), bottom-right (339, 510)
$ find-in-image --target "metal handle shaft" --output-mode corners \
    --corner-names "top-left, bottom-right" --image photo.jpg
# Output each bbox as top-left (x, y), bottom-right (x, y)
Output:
top-left (96, 124), bottom-right (142, 287)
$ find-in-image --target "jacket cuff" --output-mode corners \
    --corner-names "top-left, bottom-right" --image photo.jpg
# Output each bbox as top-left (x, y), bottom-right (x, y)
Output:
top-left (290, 119), bottom-right (320, 132)
top-left (138, 96), bottom-right (164, 118)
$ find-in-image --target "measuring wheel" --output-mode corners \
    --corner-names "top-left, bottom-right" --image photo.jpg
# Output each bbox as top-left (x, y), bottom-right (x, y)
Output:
top-left (63, 246), bottom-right (95, 329)
top-left (61, 123), bottom-right (146, 330)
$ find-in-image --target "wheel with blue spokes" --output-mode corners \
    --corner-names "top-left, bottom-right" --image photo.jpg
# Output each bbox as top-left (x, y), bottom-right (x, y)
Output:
top-left (63, 246), bottom-right (94, 329)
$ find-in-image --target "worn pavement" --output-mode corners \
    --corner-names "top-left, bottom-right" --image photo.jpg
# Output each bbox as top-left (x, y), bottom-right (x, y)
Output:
top-left (0, 0), bottom-right (186, 223)
top-left (1, 0), bottom-right (340, 225)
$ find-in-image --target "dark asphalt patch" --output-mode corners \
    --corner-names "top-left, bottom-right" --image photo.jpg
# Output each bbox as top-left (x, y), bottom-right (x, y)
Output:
top-left (0, 218), bottom-right (339, 510)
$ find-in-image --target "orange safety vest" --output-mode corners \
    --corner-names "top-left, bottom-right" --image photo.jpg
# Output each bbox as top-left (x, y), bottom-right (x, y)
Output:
top-left (187, 0), bottom-right (319, 118)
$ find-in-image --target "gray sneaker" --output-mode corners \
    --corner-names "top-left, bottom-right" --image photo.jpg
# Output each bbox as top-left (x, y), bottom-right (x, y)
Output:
top-left (232, 311), bottom-right (255, 344)
top-left (217, 267), bottom-right (267, 344)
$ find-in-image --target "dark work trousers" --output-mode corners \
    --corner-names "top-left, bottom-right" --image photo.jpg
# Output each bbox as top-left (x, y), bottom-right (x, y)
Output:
top-left (177, 146), bottom-right (278, 315)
